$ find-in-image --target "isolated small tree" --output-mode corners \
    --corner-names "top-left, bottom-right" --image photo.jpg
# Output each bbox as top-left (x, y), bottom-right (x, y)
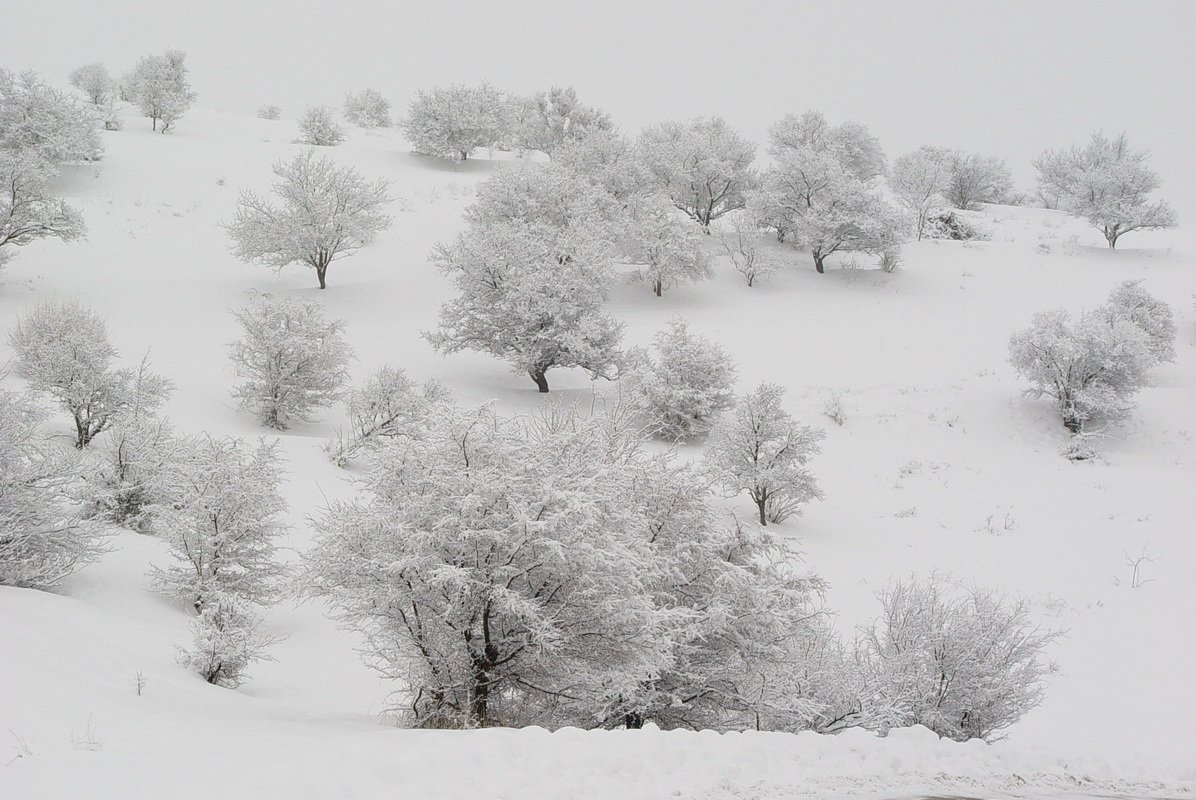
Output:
top-left (255, 105), bottom-right (281, 121)
top-left (402, 83), bottom-right (508, 161)
top-left (1, 68), bottom-right (102, 163)
top-left (857, 576), bottom-right (1059, 742)
top-left (889, 147), bottom-right (951, 240)
top-left (297, 105), bottom-right (345, 146)
top-left (179, 590), bottom-right (278, 688)
top-left (942, 151), bottom-right (1012, 211)
top-left (1101, 280), bottom-right (1175, 363)
top-left (1009, 308), bottom-right (1155, 434)
top-left (0, 152), bottom-right (86, 272)
top-left (326, 366), bottom-right (452, 466)
top-left (638, 117), bottom-right (756, 229)
top-left (634, 320), bottom-right (736, 441)
top-left (0, 387), bottom-right (106, 589)
top-left (68, 63), bottom-right (113, 106)
top-left (125, 50), bottom-right (195, 132)
top-left (343, 89), bottom-right (391, 128)
top-left (9, 302), bottom-right (173, 448)
top-left (511, 86), bottom-right (614, 156)
top-left (151, 435), bottom-right (288, 611)
top-left (225, 150), bottom-right (391, 289)
top-left (718, 210), bottom-right (782, 286)
top-left (626, 195), bottom-right (713, 296)
top-left (229, 293), bottom-right (354, 429)
top-left (1034, 132), bottom-right (1176, 248)
top-left (426, 219), bottom-right (624, 393)
top-left (706, 383), bottom-right (824, 525)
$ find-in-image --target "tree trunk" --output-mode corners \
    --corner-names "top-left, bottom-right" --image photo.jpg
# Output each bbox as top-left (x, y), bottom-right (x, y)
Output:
top-left (624, 712), bottom-right (644, 729)
top-left (813, 253), bottom-right (826, 274)
top-left (529, 369), bottom-right (549, 393)
top-left (653, 280), bottom-right (662, 297)
top-left (316, 262), bottom-right (328, 289)
top-left (757, 497), bottom-right (768, 526)
top-left (1105, 226), bottom-right (1118, 249)
top-left (152, 116), bottom-right (158, 132)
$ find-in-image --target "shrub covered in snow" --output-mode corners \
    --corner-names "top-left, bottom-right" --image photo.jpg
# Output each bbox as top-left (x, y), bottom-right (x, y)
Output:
top-left (229, 293), bottom-right (353, 429)
top-left (402, 83), bottom-right (508, 161)
top-left (0, 151), bottom-right (87, 272)
top-left (889, 146), bottom-right (951, 240)
top-left (625, 195), bottom-right (713, 296)
top-left (942, 151), bottom-right (1012, 211)
top-left (0, 68), bottom-right (103, 162)
top-left (297, 105), bottom-right (345, 146)
top-left (921, 210), bottom-right (991, 241)
top-left (255, 105), bottom-right (281, 121)
top-left (179, 590), bottom-right (278, 688)
top-left (718, 210), bottom-right (782, 286)
top-left (68, 63), bottom-right (113, 107)
top-left (325, 366), bottom-right (452, 466)
top-left (80, 414), bottom-right (186, 531)
top-left (124, 51), bottom-right (195, 133)
top-left (343, 89), bottom-right (391, 128)
top-left (632, 319), bottom-right (736, 442)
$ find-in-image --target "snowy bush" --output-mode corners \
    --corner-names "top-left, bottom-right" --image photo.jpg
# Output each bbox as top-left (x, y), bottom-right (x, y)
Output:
top-left (426, 219), bottom-right (623, 393)
top-left (80, 414), bottom-right (185, 531)
top-left (638, 117), bottom-right (756, 229)
top-left (718, 211), bottom-right (782, 286)
top-left (626, 195), bottom-right (713, 296)
top-left (178, 591), bottom-right (278, 688)
top-left (633, 320), bottom-right (736, 442)
top-left (151, 435), bottom-right (288, 612)
top-left (942, 151), bottom-right (1012, 211)
top-left (343, 89), bottom-right (391, 128)
top-left (0, 387), bottom-right (106, 589)
top-left (1009, 308), bottom-right (1155, 434)
top-left (1101, 280), bottom-right (1175, 363)
top-left (0, 151), bottom-right (86, 272)
top-left (921, 210), bottom-right (991, 241)
top-left (1035, 132), bottom-right (1176, 248)
top-left (229, 293), bottom-right (354, 429)
top-left (255, 105), bottom-right (281, 121)
top-left (889, 146), bottom-right (951, 240)
top-left (125, 51), bottom-right (195, 133)
top-left (0, 68), bottom-right (102, 162)
top-left (402, 83), bottom-right (508, 161)
top-left (297, 105), bottom-right (345, 146)
top-left (706, 383), bottom-right (824, 525)
top-left (325, 366), bottom-right (452, 466)
top-left (68, 63), bottom-right (113, 106)
top-left (9, 303), bottom-right (173, 448)
top-left (856, 576), bottom-right (1059, 742)
top-left (225, 150), bottom-right (390, 289)
top-left (509, 86), bottom-right (613, 156)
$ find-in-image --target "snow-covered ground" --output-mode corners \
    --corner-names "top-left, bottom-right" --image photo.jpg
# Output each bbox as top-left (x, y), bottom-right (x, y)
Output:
top-left (1, 109), bottom-right (1194, 798)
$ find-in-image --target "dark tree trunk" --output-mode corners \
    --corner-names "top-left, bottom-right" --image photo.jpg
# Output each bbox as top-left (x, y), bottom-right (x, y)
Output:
top-left (813, 252), bottom-right (826, 274)
top-left (316, 262), bottom-right (328, 289)
top-left (529, 369), bottom-right (549, 393)
top-left (757, 497), bottom-right (768, 526)
top-left (624, 712), bottom-right (645, 729)
top-left (653, 280), bottom-right (662, 297)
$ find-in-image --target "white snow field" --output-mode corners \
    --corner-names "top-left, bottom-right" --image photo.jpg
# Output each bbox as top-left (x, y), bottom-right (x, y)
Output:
top-left (1, 109), bottom-right (1194, 798)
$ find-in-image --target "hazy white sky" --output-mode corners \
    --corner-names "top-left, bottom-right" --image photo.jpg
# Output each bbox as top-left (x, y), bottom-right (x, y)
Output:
top-left (4, 0), bottom-right (1194, 211)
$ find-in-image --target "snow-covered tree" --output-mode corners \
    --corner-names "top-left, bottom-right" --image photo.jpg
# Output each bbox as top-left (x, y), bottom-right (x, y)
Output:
top-left (68, 63), bottom-right (113, 107)
top-left (706, 383), bottom-right (824, 525)
top-left (942, 151), bottom-right (1012, 211)
top-left (9, 302), bottom-right (173, 448)
top-left (0, 386), bottom-right (106, 589)
top-left (426, 219), bottom-right (623, 393)
top-left (553, 128), bottom-right (654, 207)
top-left (225, 150), bottom-right (391, 289)
top-left (255, 105), bottom-right (281, 121)
top-left (1034, 133), bottom-right (1176, 249)
top-left (0, 151), bottom-right (86, 272)
top-left (0, 68), bottom-right (102, 162)
top-left (626, 195), bottom-right (713, 296)
top-left (229, 293), bottom-right (354, 429)
top-left (466, 161), bottom-right (619, 235)
top-left (343, 88), bottom-right (391, 128)
top-left (306, 402), bottom-right (671, 728)
top-left (631, 319), bottom-right (736, 442)
top-left (151, 435), bottom-right (288, 612)
top-left (856, 576), bottom-right (1059, 742)
top-left (510, 86), bottom-right (614, 156)
top-left (80, 411), bottom-right (186, 532)
top-left (1009, 308), bottom-right (1155, 434)
top-left (769, 111), bottom-right (886, 181)
top-left (178, 589), bottom-right (278, 688)
top-left (402, 83), bottom-right (508, 161)
top-left (717, 210), bottom-right (782, 286)
top-left (1101, 280), bottom-right (1175, 363)
top-left (326, 366), bottom-right (452, 466)
top-left (638, 117), bottom-right (756, 229)
top-left (297, 105), bottom-right (345, 146)
top-left (889, 146), bottom-right (952, 240)
top-left (125, 51), bottom-right (195, 133)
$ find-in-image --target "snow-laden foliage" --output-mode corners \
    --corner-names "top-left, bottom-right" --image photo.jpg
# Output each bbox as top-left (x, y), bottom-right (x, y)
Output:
top-left (921, 209), bottom-right (990, 241)
top-left (889, 146), bottom-right (952, 240)
top-left (706, 383), bottom-right (824, 525)
top-left (1101, 280), bottom-right (1175, 363)
top-left (229, 293), bottom-right (354, 430)
top-left (630, 319), bottom-right (736, 442)
top-left (297, 105), bottom-right (345, 146)
top-left (768, 111), bottom-right (886, 181)
top-left (509, 86), bottom-right (613, 156)
top-left (179, 590), bottom-right (278, 688)
top-left (552, 128), bottom-right (654, 207)
top-left (9, 303), bottom-right (173, 448)
top-left (68, 63), bottom-right (113, 106)
top-left (225, 149), bottom-right (391, 289)
top-left (625, 195), bottom-right (713, 296)
top-left (0, 68), bottom-right (102, 163)
top-left (402, 83), bottom-right (508, 161)
top-left (0, 386), bottom-right (106, 589)
top-left (125, 51), bottom-right (195, 133)
top-left (343, 88), bottom-right (391, 128)
top-left (1034, 132), bottom-right (1177, 249)
top-left (151, 435), bottom-right (288, 611)
top-left (1009, 307), bottom-right (1156, 434)
top-left (717, 210), bottom-right (783, 286)
top-left (256, 105), bottom-right (281, 121)
top-left (326, 366), bottom-right (452, 466)
top-left (80, 414), bottom-right (187, 532)
top-left (638, 117), bottom-right (756, 229)
top-left (0, 151), bottom-right (86, 272)
top-left (465, 160), bottom-right (620, 235)
top-left (426, 219), bottom-right (623, 393)
top-left (856, 576), bottom-right (1059, 742)
top-left (941, 151), bottom-right (1012, 211)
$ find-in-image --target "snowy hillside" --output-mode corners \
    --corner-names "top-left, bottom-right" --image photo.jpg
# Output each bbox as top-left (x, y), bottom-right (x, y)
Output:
top-left (1, 108), bottom-right (1194, 798)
